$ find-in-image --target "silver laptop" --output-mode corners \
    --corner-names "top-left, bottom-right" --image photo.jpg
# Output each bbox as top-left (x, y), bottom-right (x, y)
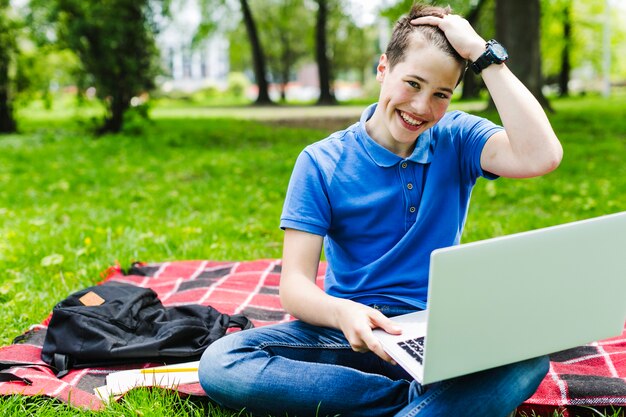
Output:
top-left (374, 211), bottom-right (626, 385)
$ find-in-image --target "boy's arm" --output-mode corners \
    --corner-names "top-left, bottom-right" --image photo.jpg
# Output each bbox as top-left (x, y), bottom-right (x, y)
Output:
top-left (477, 63), bottom-right (562, 178)
top-left (412, 14), bottom-right (563, 179)
top-left (280, 228), bottom-right (401, 362)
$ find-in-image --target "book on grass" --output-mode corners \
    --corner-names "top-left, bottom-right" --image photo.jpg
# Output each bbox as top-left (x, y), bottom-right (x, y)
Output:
top-left (94, 361), bottom-right (200, 400)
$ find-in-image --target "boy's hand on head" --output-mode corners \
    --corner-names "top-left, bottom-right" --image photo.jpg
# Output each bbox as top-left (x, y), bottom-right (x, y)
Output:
top-left (334, 299), bottom-right (402, 364)
top-left (411, 14), bottom-right (486, 62)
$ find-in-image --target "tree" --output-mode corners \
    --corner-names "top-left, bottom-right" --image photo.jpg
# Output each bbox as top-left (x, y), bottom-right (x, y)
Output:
top-left (0, 0), bottom-right (17, 133)
top-left (314, 0), bottom-right (337, 105)
top-left (495, 0), bottom-right (552, 110)
top-left (540, 0), bottom-right (574, 96)
top-left (239, 0), bottom-right (272, 104)
top-left (252, 0), bottom-right (312, 102)
top-left (233, 0), bottom-right (373, 104)
top-left (29, 0), bottom-right (167, 134)
top-left (328, 5), bottom-right (378, 89)
top-left (197, 0), bottom-right (273, 105)
top-left (558, 1), bottom-right (572, 97)
top-left (541, 0), bottom-right (626, 96)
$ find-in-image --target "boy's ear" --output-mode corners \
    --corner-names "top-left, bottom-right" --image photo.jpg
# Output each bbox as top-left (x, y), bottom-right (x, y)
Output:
top-left (376, 54), bottom-right (389, 82)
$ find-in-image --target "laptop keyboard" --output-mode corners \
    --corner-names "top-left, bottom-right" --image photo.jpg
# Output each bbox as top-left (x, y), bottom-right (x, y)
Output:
top-left (398, 336), bottom-right (425, 364)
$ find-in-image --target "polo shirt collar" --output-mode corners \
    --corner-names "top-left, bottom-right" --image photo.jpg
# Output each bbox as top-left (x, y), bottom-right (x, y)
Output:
top-left (357, 103), bottom-right (435, 167)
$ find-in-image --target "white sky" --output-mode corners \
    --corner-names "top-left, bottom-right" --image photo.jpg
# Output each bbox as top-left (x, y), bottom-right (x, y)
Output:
top-left (345, 0), bottom-right (392, 26)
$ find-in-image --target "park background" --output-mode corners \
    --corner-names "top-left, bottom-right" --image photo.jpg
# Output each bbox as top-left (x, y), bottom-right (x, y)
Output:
top-left (1, 0), bottom-right (626, 416)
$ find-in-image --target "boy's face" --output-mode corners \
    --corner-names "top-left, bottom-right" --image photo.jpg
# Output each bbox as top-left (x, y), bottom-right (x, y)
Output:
top-left (369, 37), bottom-right (463, 155)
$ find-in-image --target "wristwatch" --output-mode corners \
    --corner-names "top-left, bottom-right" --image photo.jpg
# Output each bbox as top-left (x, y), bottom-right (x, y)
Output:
top-left (470, 40), bottom-right (508, 74)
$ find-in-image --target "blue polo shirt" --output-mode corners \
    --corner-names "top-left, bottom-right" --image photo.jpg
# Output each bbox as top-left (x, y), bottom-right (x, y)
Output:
top-left (280, 103), bottom-right (502, 309)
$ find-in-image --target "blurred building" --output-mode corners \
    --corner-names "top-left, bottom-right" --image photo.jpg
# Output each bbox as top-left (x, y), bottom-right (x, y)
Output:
top-left (157, 0), bottom-right (230, 93)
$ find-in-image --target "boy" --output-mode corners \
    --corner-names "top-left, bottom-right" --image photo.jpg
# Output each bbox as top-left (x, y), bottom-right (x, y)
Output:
top-left (199, 4), bottom-right (562, 416)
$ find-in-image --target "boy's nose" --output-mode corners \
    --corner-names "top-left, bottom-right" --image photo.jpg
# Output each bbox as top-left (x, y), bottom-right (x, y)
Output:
top-left (410, 94), bottom-right (432, 118)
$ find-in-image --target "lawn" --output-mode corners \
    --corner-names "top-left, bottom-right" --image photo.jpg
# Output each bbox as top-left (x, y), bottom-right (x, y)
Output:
top-left (0, 93), bottom-right (625, 416)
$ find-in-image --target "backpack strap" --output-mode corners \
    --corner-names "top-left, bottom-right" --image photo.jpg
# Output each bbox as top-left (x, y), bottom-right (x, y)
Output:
top-left (227, 314), bottom-right (254, 331)
top-left (52, 353), bottom-right (71, 378)
top-left (0, 372), bottom-right (32, 385)
top-left (0, 361), bottom-right (36, 371)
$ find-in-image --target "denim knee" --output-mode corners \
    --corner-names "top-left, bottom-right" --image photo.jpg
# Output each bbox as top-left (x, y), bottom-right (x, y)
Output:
top-left (198, 333), bottom-right (241, 401)
top-left (516, 355), bottom-right (550, 401)
top-left (400, 355), bottom-right (550, 417)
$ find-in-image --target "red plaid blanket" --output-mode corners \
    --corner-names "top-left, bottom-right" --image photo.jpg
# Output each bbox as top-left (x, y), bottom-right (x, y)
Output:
top-left (0, 259), bottom-right (624, 415)
top-left (518, 334), bottom-right (626, 417)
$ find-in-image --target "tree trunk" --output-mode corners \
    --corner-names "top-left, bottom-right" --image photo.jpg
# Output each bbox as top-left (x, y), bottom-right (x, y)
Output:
top-left (98, 94), bottom-right (128, 134)
top-left (280, 59), bottom-right (289, 103)
top-left (0, 49), bottom-right (16, 134)
top-left (240, 0), bottom-right (272, 105)
top-left (495, 0), bottom-right (552, 111)
top-left (0, 95), bottom-right (15, 134)
top-left (461, 0), bottom-right (487, 100)
top-left (558, 2), bottom-right (572, 97)
top-left (315, 0), bottom-right (336, 105)
top-left (279, 32), bottom-right (290, 103)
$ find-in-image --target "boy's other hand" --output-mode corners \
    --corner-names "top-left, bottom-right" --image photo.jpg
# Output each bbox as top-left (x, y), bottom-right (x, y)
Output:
top-left (334, 299), bottom-right (402, 364)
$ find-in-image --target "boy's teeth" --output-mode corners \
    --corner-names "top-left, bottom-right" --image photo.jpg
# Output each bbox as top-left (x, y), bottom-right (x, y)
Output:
top-left (400, 111), bottom-right (422, 126)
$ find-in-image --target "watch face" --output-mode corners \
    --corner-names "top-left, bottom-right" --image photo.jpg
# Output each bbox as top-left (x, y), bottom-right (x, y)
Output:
top-left (489, 42), bottom-right (508, 61)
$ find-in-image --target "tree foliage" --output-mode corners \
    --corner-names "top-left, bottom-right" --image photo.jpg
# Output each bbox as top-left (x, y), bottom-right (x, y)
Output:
top-left (28, 0), bottom-right (167, 133)
top-left (327, 1), bottom-right (378, 86)
top-left (542, 0), bottom-right (626, 94)
top-left (15, 46), bottom-right (82, 109)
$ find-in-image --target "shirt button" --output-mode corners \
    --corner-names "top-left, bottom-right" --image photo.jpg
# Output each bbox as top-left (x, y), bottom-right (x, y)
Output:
top-left (409, 206), bottom-right (416, 213)
top-left (407, 183), bottom-right (413, 190)
top-left (401, 162), bottom-right (408, 169)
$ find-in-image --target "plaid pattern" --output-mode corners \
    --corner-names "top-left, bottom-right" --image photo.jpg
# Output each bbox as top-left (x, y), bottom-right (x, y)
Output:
top-left (519, 330), bottom-right (626, 416)
top-left (0, 259), bottom-right (624, 415)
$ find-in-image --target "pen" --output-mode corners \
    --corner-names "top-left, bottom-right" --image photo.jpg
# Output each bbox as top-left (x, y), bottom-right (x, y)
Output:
top-left (140, 367), bottom-right (198, 374)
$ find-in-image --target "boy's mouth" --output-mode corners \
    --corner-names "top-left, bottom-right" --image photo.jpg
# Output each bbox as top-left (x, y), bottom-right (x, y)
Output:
top-left (398, 110), bottom-right (424, 129)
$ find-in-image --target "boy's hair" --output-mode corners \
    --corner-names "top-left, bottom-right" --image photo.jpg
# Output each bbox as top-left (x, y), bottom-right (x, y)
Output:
top-left (385, 3), bottom-right (467, 71)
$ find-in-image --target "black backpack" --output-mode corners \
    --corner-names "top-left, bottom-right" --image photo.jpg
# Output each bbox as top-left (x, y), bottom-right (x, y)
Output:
top-left (41, 281), bottom-right (253, 377)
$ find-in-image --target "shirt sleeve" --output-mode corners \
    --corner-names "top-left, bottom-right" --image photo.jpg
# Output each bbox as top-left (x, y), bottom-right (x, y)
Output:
top-left (280, 149), bottom-right (331, 236)
top-left (446, 111), bottom-right (503, 182)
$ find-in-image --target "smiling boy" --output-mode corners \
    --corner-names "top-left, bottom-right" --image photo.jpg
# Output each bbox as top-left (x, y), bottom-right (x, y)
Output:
top-left (199, 4), bottom-right (563, 416)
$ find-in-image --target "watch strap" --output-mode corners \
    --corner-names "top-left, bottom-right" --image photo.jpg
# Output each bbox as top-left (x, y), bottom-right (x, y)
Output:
top-left (470, 40), bottom-right (506, 74)
top-left (470, 53), bottom-right (492, 74)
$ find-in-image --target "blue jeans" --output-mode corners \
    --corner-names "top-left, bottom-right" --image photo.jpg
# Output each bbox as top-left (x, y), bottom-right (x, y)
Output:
top-left (199, 307), bottom-right (549, 417)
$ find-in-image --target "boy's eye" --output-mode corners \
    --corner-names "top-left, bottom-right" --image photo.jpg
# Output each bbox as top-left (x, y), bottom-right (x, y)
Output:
top-left (407, 81), bottom-right (419, 89)
top-left (435, 92), bottom-right (450, 99)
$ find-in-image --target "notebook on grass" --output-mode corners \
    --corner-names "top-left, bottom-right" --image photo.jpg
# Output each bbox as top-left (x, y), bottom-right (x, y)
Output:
top-left (374, 211), bottom-right (626, 385)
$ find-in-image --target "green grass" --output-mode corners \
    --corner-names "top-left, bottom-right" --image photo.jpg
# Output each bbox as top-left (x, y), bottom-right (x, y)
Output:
top-left (1, 94), bottom-right (625, 416)
top-left (0, 116), bottom-right (320, 344)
